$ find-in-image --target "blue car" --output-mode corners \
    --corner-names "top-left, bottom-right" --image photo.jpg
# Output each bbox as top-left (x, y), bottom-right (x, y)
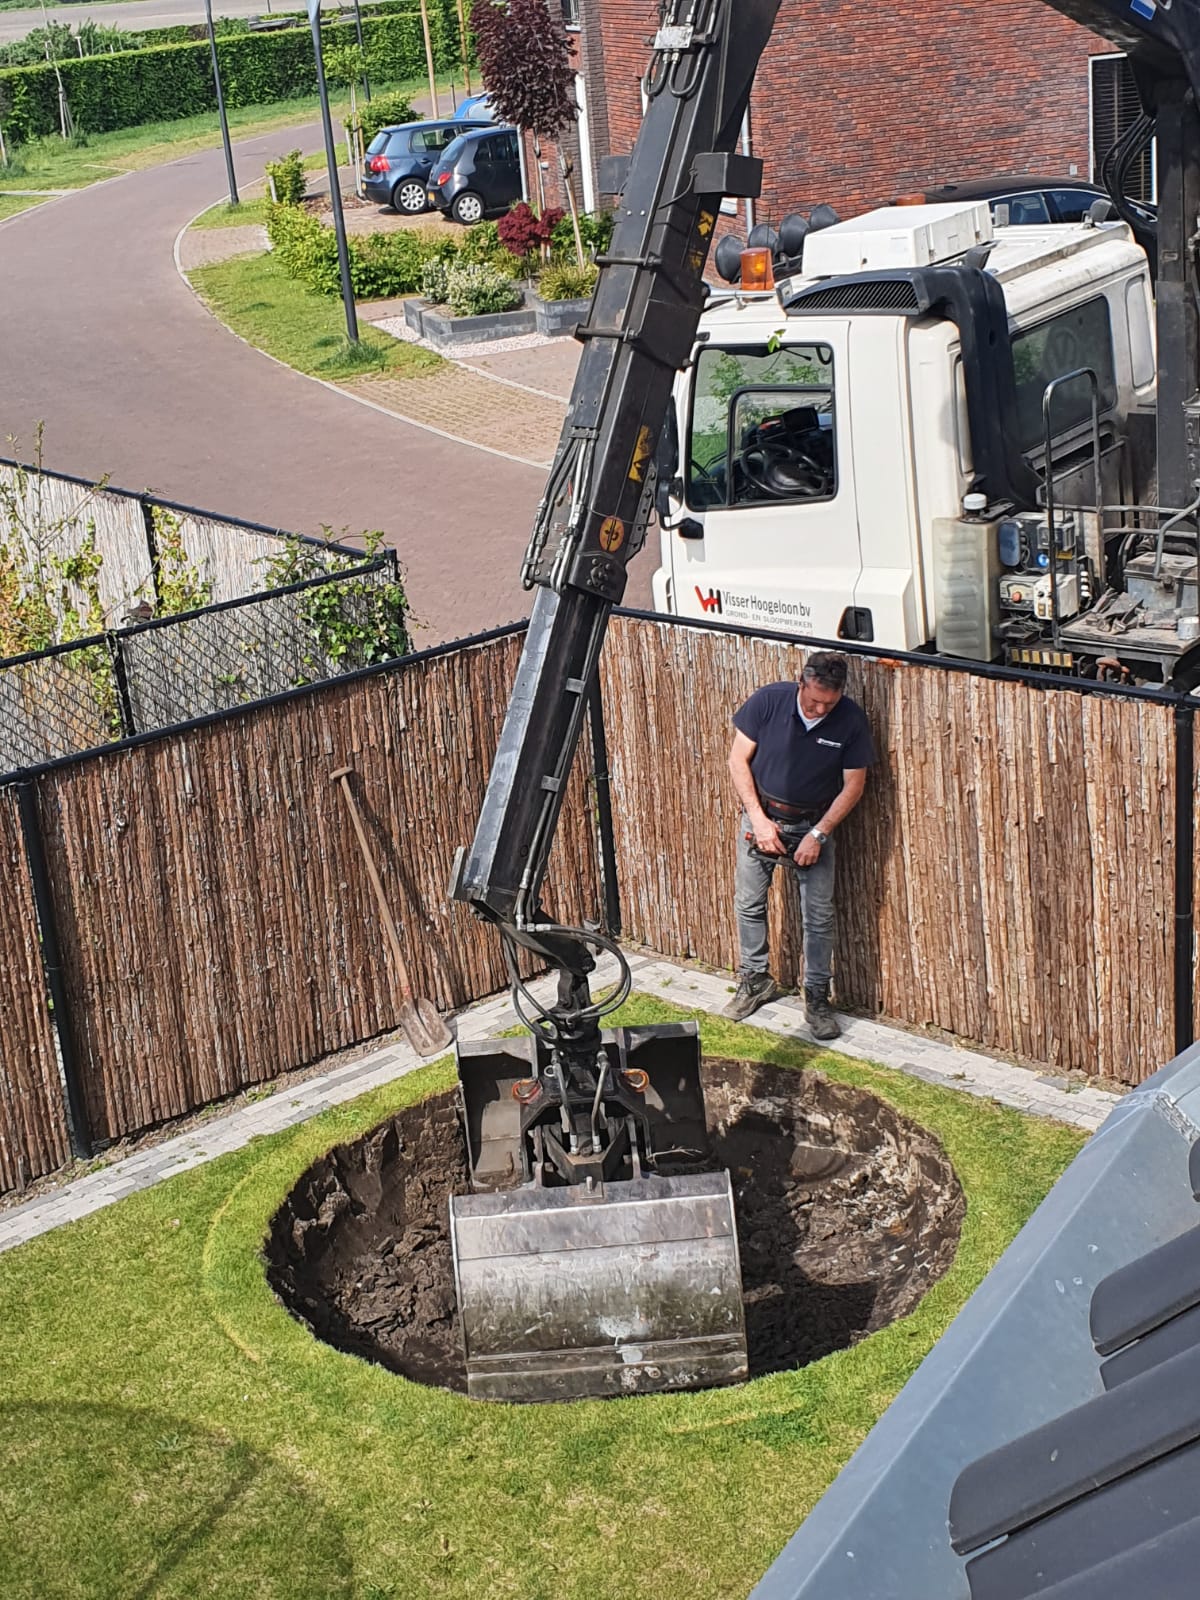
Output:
top-left (453, 93), bottom-right (501, 123)
top-left (363, 118), bottom-right (489, 213)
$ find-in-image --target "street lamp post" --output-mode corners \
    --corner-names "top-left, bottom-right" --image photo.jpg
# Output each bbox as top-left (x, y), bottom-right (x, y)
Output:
top-left (204, 0), bottom-right (239, 207)
top-left (309, 0), bottom-right (360, 345)
top-left (352, 0), bottom-right (371, 101)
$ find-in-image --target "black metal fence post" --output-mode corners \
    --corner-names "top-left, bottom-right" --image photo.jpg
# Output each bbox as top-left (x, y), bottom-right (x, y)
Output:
top-left (587, 679), bottom-right (621, 937)
top-left (15, 781), bottom-right (92, 1160)
top-left (1175, 704), bottom-right (1196, 1056)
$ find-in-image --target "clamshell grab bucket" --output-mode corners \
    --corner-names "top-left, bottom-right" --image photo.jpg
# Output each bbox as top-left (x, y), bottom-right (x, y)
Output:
top-left (451, 1171), bottom-right (747, 1402)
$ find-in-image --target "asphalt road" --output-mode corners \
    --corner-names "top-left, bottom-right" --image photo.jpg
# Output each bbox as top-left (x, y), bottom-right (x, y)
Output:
top-left (0, 122), bottom-right (547, 643)
top-left (0, 0), bottom-right (346, 44)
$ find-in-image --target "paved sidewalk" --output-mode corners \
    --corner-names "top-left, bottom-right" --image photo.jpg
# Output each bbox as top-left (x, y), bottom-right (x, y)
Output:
top-left (0, 953), bottom-right (1119, 1257)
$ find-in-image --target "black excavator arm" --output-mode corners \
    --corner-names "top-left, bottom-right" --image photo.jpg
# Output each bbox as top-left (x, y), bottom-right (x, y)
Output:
top-left (450, 0), bottom-right (780, 989)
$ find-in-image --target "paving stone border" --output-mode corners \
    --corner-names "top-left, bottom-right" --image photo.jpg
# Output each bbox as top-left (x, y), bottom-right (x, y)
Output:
top-left (0, 953), bottom-right (1118, 1256)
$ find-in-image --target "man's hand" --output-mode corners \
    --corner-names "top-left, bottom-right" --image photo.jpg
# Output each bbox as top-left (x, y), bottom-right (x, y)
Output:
top-left (793, 832), bottom-right (822, 868)
top-left (751, 817), bottom-right (786, 855)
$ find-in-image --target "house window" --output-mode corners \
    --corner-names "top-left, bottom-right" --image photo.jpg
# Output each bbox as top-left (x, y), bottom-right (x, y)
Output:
top-left (561, 0), bottom-right (580, 28)
top-left (1090, 53), bottom-right (1156, 202)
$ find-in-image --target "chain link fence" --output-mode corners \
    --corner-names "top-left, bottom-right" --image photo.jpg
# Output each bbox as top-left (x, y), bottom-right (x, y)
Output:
top-left (0, 558), bottom-right (405, 777)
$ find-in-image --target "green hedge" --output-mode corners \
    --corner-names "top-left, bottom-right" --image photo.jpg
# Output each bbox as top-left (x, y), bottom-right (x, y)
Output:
top-left (266, 200), bottom-right (461, 298)
top-left (0, 7), bottom-right (465, 143)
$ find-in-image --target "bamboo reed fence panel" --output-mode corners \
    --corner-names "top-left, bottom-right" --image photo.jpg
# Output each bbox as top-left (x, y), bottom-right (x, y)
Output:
top-left (0, 788), bottom-right (70, 1194)
top-left (602, 616), bottom-right (1175, 1084)
top-left (0, 465), bottom-right (151, 621)
top-left (34, 634), bottom-right (601, 1145)
top-left (151, 511), bottom-right (292, 605)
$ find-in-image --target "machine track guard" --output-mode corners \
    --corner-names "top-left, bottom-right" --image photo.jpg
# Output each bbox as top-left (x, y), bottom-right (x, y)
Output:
top-left (451, 1023), bottom-right (748, 1403)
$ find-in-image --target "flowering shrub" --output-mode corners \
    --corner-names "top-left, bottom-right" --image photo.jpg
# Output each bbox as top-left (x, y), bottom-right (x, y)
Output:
top-left (445, 263), bottom-right (522, 317)
top-left (420, 257), bottom-right (451, 304)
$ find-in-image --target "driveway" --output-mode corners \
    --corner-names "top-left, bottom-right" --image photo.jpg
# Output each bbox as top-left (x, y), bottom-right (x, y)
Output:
top-left (0, 122), bottom-right (545, 642)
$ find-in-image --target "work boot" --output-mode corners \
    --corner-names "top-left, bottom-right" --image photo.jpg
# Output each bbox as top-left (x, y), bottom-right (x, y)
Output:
top-left (724, 972), bottom-right (781, 1021)
top-left (804, 984), bottom-right (842, 1042)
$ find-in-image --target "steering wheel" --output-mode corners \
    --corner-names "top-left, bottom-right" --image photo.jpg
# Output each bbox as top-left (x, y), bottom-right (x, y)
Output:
top-left (738, 440), bottom-right (832, 500)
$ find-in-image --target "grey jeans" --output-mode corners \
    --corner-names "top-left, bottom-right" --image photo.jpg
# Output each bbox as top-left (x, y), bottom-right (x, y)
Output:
top-left (734, 812), bottom-right (837, 988)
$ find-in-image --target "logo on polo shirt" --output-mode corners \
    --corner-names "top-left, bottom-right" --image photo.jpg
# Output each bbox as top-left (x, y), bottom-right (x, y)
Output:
top-left (816, 737), bottom-right (843, 748)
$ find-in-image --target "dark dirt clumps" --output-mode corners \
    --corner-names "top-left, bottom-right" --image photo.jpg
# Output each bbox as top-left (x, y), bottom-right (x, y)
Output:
top-left (266, 1059), bottom-right (964, 1394)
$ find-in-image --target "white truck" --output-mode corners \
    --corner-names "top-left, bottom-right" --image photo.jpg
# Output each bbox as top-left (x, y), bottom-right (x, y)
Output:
top-left (650, 200), bottom-right (1184, 683)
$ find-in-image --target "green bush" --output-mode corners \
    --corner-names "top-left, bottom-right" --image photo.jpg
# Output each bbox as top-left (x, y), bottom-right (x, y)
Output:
top-left (0, 14), bottom-right (455, 144)
top-left (420, 257), bottom-right (451, 304)
top-left (356, 90), bottom-right (418, 145)
top-left (550, 208), bottom-right (615, 261)
top-left (456, 219), bottom-right (524, 277)
top-left (445, 262), bottom-right (521, 317)
top-left (537, 260), bottom-right (598, 301)
top-left (265, 147), bottom-right (306, 206)
top-left (267, 204), bottom-right (460, 299)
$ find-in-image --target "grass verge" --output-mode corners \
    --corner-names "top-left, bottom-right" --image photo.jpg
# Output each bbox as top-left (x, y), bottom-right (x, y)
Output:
top-left (0, 995), bottom-right (1084, 1600)
top-left (0, 75), bottom-right (458, 194)
top-left (191, 195), bottom-right (272, 230)
top-left (0, 192), bottom-right (46, 220)
top-left (188, 249), bottom-right (440, 382)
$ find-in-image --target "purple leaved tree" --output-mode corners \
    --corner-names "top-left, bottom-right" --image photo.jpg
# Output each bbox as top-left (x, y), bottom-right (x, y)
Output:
top-left (470, 0), bottom-right (585, 262)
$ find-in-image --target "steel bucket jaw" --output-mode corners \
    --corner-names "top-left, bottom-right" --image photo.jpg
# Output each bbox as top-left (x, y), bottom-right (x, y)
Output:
top-left (451, 1021), bottom-right (747, 1403)
top-left (451, 1171), bottom-right (747, 1402)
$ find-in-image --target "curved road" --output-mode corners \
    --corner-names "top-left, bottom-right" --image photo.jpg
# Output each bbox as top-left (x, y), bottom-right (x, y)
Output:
top-left (0, 123), bottom-right (544, 642)
top-left (0, 0), bottom-right (364, 45)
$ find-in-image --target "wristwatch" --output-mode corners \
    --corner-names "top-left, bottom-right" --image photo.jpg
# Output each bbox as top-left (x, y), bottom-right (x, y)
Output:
top-left (808, 828), bottom-right (829, 845)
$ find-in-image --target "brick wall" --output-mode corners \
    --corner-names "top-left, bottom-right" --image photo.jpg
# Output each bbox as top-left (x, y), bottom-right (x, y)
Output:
top-left (588, 0), bottom-right (1117, 223)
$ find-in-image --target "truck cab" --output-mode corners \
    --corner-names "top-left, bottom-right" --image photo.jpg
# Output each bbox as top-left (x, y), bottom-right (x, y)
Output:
top-left (652, 203), bottom-right (1157, 668)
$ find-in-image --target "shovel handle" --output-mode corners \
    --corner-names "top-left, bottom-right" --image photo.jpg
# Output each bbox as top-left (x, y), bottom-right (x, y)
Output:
top-left (332, 769), bottom-right (417, 1007)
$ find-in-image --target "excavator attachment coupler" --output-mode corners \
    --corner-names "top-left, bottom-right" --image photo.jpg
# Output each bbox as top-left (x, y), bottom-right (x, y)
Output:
top-left (450, 1023), bottom-right (748, 1403)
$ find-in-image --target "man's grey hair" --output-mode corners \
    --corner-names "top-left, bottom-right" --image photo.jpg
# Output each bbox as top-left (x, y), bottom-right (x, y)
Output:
top-left (802, 651), bottom-right (848, 692)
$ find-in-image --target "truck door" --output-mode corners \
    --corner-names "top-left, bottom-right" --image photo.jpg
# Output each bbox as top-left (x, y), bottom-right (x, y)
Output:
top-left (664, 329), bottom-right (862, 637)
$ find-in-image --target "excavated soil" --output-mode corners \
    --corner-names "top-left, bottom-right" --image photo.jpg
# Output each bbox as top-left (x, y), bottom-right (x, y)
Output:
top-left (266, 1059), bottom-right (964, 1393)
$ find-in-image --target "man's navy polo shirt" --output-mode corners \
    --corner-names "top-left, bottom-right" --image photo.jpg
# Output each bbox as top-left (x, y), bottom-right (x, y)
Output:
top-left (733, 682), bottom-right (876, 813)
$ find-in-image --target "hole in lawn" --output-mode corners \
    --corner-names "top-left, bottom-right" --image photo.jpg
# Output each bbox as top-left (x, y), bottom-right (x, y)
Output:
top-left (266, 1059), bottom-right (964, 1397)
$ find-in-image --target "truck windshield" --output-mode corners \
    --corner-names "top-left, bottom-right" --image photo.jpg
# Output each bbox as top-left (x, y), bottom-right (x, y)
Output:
top-left (686, 344), bottom-right (835, 509)
top-left (1011, 296), bottom-right (1117, 454)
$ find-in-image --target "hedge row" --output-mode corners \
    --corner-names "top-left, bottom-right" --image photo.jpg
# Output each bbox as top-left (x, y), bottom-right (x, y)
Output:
top-left (267, 199), bottom-right (460, 298)
top-left (0, 7), bottom-right (464, 143)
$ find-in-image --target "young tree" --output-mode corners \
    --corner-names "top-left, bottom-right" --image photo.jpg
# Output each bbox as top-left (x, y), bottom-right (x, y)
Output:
top-left (470, 0), bottom-right (585, 262)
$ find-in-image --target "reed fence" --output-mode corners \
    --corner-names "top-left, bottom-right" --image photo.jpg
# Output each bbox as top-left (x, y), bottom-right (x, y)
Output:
top-left (599, 616), bottom-right (1181, 1087)
top-left (0, 611), bottom-right (1192, 1198)
top-left (0, 456), bottom-right (359, 628)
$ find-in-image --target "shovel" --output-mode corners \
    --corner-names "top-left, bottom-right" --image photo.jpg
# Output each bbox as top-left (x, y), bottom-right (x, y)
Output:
top-left (330, 765), bottom-right (453, 1057)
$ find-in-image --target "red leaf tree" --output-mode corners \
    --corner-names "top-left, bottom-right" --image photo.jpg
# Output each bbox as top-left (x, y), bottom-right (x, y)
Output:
top-left (470, 0), bottom-right (585, 258)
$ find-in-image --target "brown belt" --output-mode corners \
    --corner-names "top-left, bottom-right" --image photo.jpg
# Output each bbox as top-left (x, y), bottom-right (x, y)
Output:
top-left (761, 796), bottom-right (818, 824)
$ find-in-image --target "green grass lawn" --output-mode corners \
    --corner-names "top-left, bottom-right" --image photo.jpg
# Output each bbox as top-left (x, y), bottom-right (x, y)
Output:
top-left (0, 996), bottom-right (1085, 1600)
top-left (188, 249), bottom-right (440, 382)
top-left (0, 75), bottom-right (458, 194)
top-left (191, 195), bottom-right (273, 229)
top-left (0, 192), bottom-right (47, 220)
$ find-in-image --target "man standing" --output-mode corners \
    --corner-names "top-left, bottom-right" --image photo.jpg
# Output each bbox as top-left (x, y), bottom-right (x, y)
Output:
top-left (725, 651), bottom-right (875, 1038)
